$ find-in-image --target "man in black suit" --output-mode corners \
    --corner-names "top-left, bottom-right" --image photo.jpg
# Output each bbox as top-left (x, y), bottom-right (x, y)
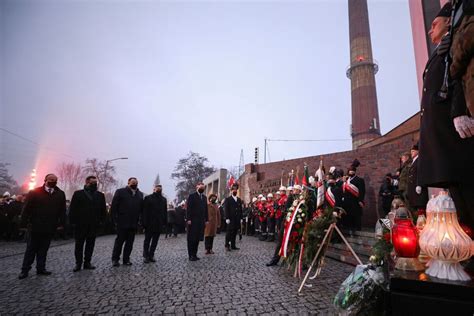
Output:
top-left (142, 184), bottom-right (167, 263)
top-left (223, 183), bottom-right (243, 251)
top-left (186, 182), bottom-right (208, 261)
top-left (18, 174), bottom-right (66, 279)
top-left (111, 177), bottom-right (144, 266)
top-left (69, 175), bottom-right (106, 272)
top-left (342, 160), bottom-right (366, 232)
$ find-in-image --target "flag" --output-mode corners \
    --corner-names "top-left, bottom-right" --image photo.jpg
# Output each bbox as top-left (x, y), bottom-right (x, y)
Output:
top-left (294, 169), bottom-right (300, 185)
top-left (315, 159), bottom-right (325, 208)
top-left (228, 175), bottom-right (235, 188)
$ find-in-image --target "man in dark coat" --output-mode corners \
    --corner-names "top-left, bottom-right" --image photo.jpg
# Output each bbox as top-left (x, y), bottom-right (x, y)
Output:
top-left (185, 182), bottom-right (208, 261)
top-left (342, 160), bottom-right (366, 232)
top-left (111, 177), bottom-right (144, 266)
top-left (407, 144), bottom-right (428, 213)
top-left (379, 174), bottom-right (395, 217)
top-left (223, 183), bottom-right (243, 251)
top-left (418, 3), bottom-right (474, 229)
top-left (142, 184), bottom-right (167, 263)
top-left (69, 175), bottom-right (106, 272)
top-left (165, 206), bottom-right (177, 238)
top-left (18, 174), bottom-right (66, 279)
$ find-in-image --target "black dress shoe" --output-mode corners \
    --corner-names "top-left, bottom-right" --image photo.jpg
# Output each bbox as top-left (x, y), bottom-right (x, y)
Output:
top-left (195, 256), bottom-right (200, 260)
top-left (149, 257), bottom-right (156, 263)
top-left (37, 270), bottom-right (52, 276)
top-left (18, 272), bottom-right (28, 279)
top-left (112, 261), bottom-right (120, 267)
top-left (231, 247), bottom-right (240, 250)
top-left (83, 263), bottom-right (95, 270)
top-left (144, 258), bottom-right (151, 264)
top-left (189, 257), bottom-right (198, 261)
top-left (73, 264), bottom-right (82, 272)
top-left (123, 261), bottom-right (132, 266)
top-left (266, 259), bottom-right (279, 267)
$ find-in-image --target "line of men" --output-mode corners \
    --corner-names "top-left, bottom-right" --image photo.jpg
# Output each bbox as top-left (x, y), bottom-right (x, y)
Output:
top-left (0, 192), bottom-right (25, 241)
top-left (17, 174), bottom-right (168, 279)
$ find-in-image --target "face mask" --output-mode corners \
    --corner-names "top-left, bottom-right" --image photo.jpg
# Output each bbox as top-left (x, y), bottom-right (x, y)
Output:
top-left (155, 189), bottom-right (162, 194)
top-left (47, 182), bottom-right (57, 188)
top-left (232, 191), bottom-right (237, 196)
top-left (89, 183), bottom-right (98, 191)
top-left (130, 184), bottom-right (138, 190)
top-left (198, 188), bottom-right (204, 193)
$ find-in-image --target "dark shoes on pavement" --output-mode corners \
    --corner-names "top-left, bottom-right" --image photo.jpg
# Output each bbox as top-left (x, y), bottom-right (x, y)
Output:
top-left (189, 256), bottom-right (200, 261)
top-left (18, 271), bottom-right (28, 279)
top-left (73, 264), bottom-right (82, 272)
top-left (231, 247), bottom-right (240, 250)
top-left (266, 258), bottom-right (279, 267)
top-left (123, 261), bottom-right (132, 266)
top-left (84, 263), bottom-right (96, 270)
top-left (112, 261), bottom-right (120, 267)
top-left (37, 270), bottom-right (52, 276)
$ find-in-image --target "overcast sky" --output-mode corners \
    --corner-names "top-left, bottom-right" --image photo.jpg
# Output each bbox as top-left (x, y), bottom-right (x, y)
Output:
top-left (0, 0), bottom-right (419, 199)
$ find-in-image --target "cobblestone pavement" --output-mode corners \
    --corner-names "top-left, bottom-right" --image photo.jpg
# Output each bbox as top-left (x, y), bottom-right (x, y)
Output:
top-left (0, 233), bottom-right (353, 315)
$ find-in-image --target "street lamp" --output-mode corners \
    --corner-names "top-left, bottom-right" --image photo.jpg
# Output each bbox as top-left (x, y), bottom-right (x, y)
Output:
top-left (103, 157), bottom-right (128, 193)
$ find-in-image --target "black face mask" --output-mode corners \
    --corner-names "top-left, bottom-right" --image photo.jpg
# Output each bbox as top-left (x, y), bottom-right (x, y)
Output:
top-left (130, 184), bottom-right (138, 190)
top-left (198, 188), bottom-right (204, 193)
top-left (47, 182), bottom-right (57, 188)
top-left (88, 183), bottom-right (98, 191)
top-left (232, 191), bottom-right (237, 196)
top-left (155, 190), bottom-right (162, 195)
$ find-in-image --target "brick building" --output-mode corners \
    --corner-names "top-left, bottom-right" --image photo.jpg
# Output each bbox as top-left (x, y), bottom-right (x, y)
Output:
top-left (239, 112), bottom-right (420, 229)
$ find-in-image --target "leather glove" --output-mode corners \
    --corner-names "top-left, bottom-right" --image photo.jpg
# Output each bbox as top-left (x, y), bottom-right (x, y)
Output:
top-left (416, 186), bottom-right (422, 194)
top-left (453, 116), bottom-right (474, 139)
top-left (226, 219), bottom-right (230, 224)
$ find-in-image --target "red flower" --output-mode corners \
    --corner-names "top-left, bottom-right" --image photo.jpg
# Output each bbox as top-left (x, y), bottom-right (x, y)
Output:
top-left (383, 233), bottom-right (391, 243)
top-left (291, 231), bottom-right (299, 238)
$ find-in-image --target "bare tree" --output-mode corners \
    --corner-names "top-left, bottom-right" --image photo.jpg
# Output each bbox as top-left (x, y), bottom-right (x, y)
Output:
top-left (171, 152), bottom-right (215, 202)
top-left (57, 162), bottom-right (84, 198)
top-left (0, 163), bottom-right (18, 194)
top-left (83, 158), bottom-right (117, 194)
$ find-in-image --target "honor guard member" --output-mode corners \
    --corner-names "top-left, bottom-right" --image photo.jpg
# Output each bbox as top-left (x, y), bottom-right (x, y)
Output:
top-left (342, 160), bottom-right (366, 233)
top-left (265, 193), bottom-right (276, 242)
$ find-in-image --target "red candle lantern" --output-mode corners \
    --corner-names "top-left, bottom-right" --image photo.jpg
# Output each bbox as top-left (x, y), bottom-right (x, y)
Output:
top-left (392, 207), bottom-right (425, 271)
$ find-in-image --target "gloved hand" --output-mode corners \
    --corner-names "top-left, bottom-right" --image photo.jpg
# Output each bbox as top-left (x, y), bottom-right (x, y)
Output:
top-left (416, 186), bottom-right (422, 194)
top-left (453, 116), bottom-right (474, 139)
top-left (226, 219), bottom-right (230, 224)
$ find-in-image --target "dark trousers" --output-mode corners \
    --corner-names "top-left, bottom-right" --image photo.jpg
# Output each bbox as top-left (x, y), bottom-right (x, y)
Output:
top-left (143, 230), bottom-right (160, 258)
top-left (74, 225), bottom-right (96, 265)
top-left (21, 232), bottom-right (53, 272)
top-left (112, 228), bottom-right (136, 262)
top-left (450, 184), bottom-right (474, 230)
top-left (187, 232), bottom-right (200, 258)
top-left (225, 228), bottom-right (238, 248)
top-left (166, 223), bottom-right (177, 237)
top-left (260, 219), bottom-right (267, 235)
top-left (267, 217), bottom-right (275, 236)
top-left (205, 236), bottom-right (214, 250)
top-left (272, 220), bottom-right (285, 261)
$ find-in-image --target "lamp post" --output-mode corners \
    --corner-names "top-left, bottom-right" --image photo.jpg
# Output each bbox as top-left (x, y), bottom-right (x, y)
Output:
top-left (103, 157), bottom-right (128, 193)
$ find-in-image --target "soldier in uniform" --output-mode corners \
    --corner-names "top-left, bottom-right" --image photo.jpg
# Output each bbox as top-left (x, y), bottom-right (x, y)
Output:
top-left (265, 193), bottom-right (276, 241)
top-left (342, 160), bottom-right (366, 233)
top-left (407, 144), bottom-right (428, 215)
top-left (418, 3), bottom-right (474, 230)
top-left (258, 196), bottom-right (267, 241)
top-left (325, 172), bottom-right (343, 209)
top-left (275, 187), bottom-right (287, 235)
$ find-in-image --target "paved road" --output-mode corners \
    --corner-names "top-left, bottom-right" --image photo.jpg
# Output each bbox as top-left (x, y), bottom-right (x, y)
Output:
top-left (0, 233), bottom-right (353, 315)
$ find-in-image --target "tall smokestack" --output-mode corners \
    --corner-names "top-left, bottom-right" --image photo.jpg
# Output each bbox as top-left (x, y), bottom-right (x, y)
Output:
top-left (347, 0), bottom-right (381, 149)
